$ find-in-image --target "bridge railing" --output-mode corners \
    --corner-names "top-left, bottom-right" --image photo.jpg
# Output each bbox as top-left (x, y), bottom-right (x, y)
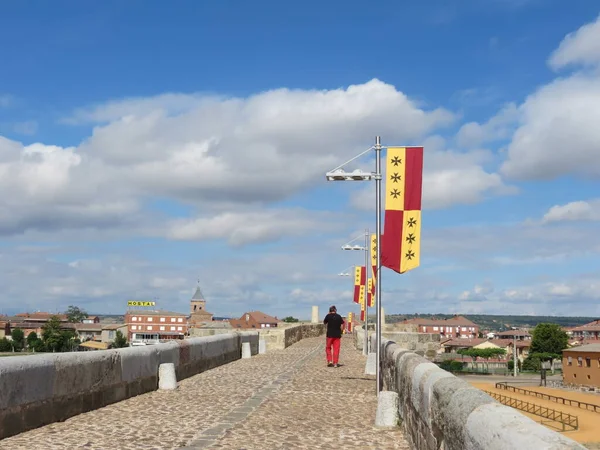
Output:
top-left (483, 390), bottom-right (579, 432)
top-left (496, 382), bottom-right (600, 414)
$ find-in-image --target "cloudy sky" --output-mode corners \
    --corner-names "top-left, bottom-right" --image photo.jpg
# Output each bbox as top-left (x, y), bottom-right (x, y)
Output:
top-left (1, 1), bottom-right (600, 319)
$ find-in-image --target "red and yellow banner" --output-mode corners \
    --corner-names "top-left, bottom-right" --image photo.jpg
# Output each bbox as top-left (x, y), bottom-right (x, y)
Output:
top-left (370, 233), bottom-right (377, 295)
top-left (381, 147), bottom-right (423, 274)
top-left (347, 312), bottom-right (354, 332)
top-left (360, 297), bottom-right (365, 321)
top-left (367, 278), bottom-right (374, 307)
top-left (353, 265), bottom-right (366, 303)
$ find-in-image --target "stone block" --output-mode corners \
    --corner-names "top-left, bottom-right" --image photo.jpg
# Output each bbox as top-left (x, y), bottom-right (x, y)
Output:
top-left (0, 354), bottom-right (56, 410)
top-left (158, 363), bottom-right (178, 390)
top-left (375, 391), bottom-right (399, 428)
top-left (120, 345), bottom-right (158, 383)
top-left (365, 352), bottom-right (376, 375)
top-left (52, 350), bottom-right (122, 398)
top-left (241, 342), bottom-right (251, 359)
top-left (259, 339), bottom-right (266, 354)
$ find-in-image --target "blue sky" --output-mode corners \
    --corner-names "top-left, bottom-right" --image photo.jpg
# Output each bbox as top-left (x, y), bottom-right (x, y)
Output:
top-left (1, 1), bottom-right (600, 319)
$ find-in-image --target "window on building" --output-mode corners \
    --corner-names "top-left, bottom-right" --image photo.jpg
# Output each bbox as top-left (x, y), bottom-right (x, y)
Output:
top-left (266, 324), bottom-right (270, 328)
top-left (597, 358), bottom-right (600, 368)
top-left (160, 326), bottom-right (165, 331)
top-left (171, 318), bottom-right (176, 322)
top-left (433, 327), bottom-right (438, 331)
top-left (108, 331), bottom-right (115, 339)
top-left (132, 317), bottom-right (137, 321)
top-left (171, 326), bottom-right (176, 331)
top-left (586, 358), bottom-right (591, 368)
top-left (160, 317), bottom-right (165, 322)
top-left (567, 357), bottom-right (572, 366)
top-left (177, 318), bottom-right (183, 323)
top-left (462, 327), bottom-right (467, 331)
top-left (177, 326), bottom-right (182, 331)
top-left (148, 326), bottom-right (153, 331)
top-left (578, 357), bottom-right (583, 367)
top-left (148, 317), bottom-right (153, 322)
top-left (132, 325), bottom-right (137, 330)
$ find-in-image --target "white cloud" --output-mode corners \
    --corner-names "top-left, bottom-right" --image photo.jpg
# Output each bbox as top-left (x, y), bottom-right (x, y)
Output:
top-left (456, 276), bottom-right (600, 316)
top-left (548, 14), bottom-right (600, 70)
top-left (541, 199), bottom-right (600, 224)
top-left (166, 209), bottom-right (344, 246)
top-left (456, 103), bottom-right (518, 148)
top-left (499, 15), bottom-right (600, 180)
top-left (0, 79), bottom-right (455, 238)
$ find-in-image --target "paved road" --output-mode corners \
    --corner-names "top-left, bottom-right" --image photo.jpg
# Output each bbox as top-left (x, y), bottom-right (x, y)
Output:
top-left (0, 336), bottom-right (408, 450)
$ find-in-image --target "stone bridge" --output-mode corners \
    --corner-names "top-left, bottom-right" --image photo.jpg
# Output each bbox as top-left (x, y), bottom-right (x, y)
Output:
top-left (0, 324), bottom-right (586, 449)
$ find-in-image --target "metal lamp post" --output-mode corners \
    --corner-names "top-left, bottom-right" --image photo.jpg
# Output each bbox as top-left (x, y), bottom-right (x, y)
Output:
top-left (325, 137), bottom-right (384, 395)
top-left (341, 231), bottom-right (370, 356)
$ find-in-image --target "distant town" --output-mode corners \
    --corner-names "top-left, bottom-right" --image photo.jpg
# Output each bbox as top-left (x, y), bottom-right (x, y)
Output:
top-left (0, 284), bottom-right (290, 353)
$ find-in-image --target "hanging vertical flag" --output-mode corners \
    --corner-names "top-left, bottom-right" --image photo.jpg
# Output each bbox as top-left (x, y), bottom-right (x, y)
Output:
top-left (353, 266), bottom-right (366, 303)
top-left (381, 147), bottom-right (424, 274)
top-left (347, 312), bottom-right (354, 332)
top-left (370, 233), bottom-right (377, 295)
top-left (367, 278), bottom-right (374, 307)
top-left (360, 295), bottom-right (365, 321)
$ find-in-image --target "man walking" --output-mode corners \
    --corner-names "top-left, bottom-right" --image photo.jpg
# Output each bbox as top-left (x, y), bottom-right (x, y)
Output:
top-left (323, 305), bottom-right (345, 367)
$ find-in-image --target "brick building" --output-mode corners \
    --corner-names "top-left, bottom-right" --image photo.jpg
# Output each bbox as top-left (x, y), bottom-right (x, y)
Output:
top-left (400, 315), bottom-right (480, 339)
top-left (125, 310), bottom-right (188, 345)
top-left (563, 344), bottom-right (600, 388)
top-left (229, 311), bottom-right (280, 330)
top-left (570, 320), bottom-right (600, 342)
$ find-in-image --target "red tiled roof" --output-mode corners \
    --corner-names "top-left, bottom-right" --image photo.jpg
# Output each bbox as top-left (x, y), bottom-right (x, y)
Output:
top-left (495, 330), bottom-right (531, 337)
top-left (442, 338), bottom-right (487, 348)
top-left (245, 311), bottom-right (280, 324)
top-left (16, 312), bottom-right (68, 321)
top-left (403, 315), bottom-right (478, 327)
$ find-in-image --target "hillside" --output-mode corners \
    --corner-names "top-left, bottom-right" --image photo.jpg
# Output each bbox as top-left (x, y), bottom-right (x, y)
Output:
top-left (383, 313), bottom-right (595, 331)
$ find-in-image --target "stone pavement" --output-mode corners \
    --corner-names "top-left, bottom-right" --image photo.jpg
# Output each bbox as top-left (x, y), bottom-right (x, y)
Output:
top-left (0, 336), bottom-right (408, 450)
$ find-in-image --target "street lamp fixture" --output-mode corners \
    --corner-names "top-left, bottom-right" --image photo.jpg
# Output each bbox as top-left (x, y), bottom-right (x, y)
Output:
top-left (326, 169), bottom-right (374, 181)
top-left (341, 244), bottom-right (366, 251)
top-left (337, 265), bottom-right (356, 277)
top-left (325, 137), bottom-right (384, 395)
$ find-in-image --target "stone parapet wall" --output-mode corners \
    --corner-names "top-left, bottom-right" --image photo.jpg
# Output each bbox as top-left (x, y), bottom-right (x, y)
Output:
top-left (377, 336), bottom-right (585, 450)
top-left (0, 332), bottom-right (258, 440)
top-left (260, 324), bottom-right (325, 351)
top-left (354, 329), bottom-right (440, 360)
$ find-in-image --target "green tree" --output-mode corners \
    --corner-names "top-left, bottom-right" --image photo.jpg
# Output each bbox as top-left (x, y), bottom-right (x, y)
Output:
top-left (11, 328), bottom-right (25, 351)
top-left (111, 330), bottom-right (128, 348)
top-left (26, 331), bottom-right (44, 352)
top-left (458, 347), bottom-right (506, 373)
top-left (283, 316), bottom-right (299, 323)
top-left (0, 337), bottom-right (13, 352)
top-left (65, 305), bottom-right (88, 323)
top-left (530, 323), bottom-right (568, 358)
top-left (42, 316), bottom-right (77, 352)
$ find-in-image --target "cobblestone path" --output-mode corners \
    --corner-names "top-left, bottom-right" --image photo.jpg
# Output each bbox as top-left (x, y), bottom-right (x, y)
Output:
top-left (0, 336), bottom-right (408, 450)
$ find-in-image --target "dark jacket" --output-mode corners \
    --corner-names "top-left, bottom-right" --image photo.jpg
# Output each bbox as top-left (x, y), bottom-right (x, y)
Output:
top-left (323, 313), bottom-right (345, 338)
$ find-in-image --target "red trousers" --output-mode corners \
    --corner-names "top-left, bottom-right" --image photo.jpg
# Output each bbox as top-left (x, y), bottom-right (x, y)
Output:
top-left (326, 337), bottom-right (341, 364)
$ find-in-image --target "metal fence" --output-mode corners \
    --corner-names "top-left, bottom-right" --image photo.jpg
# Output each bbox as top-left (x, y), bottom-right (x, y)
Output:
top-left (496, 382), bottom-right (600, 414)
top-left (483, 390), bottom-right (579, 431)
